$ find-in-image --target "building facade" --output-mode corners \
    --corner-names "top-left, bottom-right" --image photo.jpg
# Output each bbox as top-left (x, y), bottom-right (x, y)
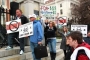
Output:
top-left (0, 0), bottom-right (10, 25)
top-left (19, 0), bottom-right (44, 18)
top-left (45, 0), bottom-right (79, 21)
top-left (0, 0), bottom-right (44, 25)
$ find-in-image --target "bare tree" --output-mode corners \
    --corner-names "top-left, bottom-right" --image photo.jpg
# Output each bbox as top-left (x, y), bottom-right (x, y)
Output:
top-left (71, 0), bottom-right (90, 24)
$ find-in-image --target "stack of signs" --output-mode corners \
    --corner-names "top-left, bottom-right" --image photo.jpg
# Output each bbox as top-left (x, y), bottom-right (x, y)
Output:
top-left (6, 19), bottom-right (21, 34)
top-left (19, 22), bottom-right (33, 38)
top-left (71, 25), bottom-right (87, 37)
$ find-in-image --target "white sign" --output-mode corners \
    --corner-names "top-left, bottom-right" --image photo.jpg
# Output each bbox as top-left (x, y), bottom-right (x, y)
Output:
top-left (71, 25), bottom-right (87, 37)
top-left (40, 5), bottom-right (56, 19)
top-left (6, 19), bottom-right (21, 34)
top-left (19, 22), bottom-right (33, 38)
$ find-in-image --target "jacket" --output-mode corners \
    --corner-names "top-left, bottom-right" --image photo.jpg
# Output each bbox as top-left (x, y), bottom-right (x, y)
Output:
top-left (83, 37), bottom-right (90, 45)
top-left (71, 42), bottom-right (90, 60)
top-left (58, 31), bottom-right (70, 50)
top-left (29, 20), bottom-right (43, 43)
top-left (15, 15), bottom-right (29, 24)
top-left (45, 26), bottom-right (57, 38)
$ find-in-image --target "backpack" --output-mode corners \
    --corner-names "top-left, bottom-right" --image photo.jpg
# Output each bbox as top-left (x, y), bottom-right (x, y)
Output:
top-left (70, 47), bottom-right (90, 60)
top-left (76, 49), bottom-right (89, 60)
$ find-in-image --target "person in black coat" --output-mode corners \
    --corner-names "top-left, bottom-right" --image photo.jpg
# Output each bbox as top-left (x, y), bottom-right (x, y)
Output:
top-left (5, 9), bottom-right (29, 55)
top-left (44, 20), bottom-right (49, 46)
top-left (45, 21), bottom-right (57, 60)
top-left (83, 31), bottom-right (90, 45)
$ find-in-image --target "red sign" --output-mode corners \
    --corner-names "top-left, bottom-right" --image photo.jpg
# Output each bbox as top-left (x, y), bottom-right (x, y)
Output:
top-left (59, 19), bottom-right (66, 23)
top-left (6, 19), bottom-right (21, 34)
top-left (6, 22), bottom-right (21, 30)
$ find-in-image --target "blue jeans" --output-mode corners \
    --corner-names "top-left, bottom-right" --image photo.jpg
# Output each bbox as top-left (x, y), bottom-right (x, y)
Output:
top-left (30, 42), bottom-right (41, 60)
top-left (48, 39), bottom-right (56, 53)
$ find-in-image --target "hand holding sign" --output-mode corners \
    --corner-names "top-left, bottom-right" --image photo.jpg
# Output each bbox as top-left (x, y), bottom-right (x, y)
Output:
top-left (19, 22), bottom-right (33, 38)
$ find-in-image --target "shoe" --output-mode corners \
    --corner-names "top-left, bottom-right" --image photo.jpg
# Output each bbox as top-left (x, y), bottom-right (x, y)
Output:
top-left (50, 52), bottom-right (56, 60)
top-left (20, 50), bottom-right (24, 55)
top-left (5, 46), bottom-right (13, 50)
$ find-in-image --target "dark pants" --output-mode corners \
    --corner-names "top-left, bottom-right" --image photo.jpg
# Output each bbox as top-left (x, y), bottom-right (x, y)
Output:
top-left (65, 46), bottom-right (72, 60)
top-left (44, 34), bottom-right (48, 46)
top-left (7, 32), bottom-right (24, 51)
top-left (63, 50), bottom-right (66, 57)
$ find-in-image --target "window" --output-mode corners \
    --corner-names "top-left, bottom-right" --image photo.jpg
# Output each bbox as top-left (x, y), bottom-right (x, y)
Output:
top-left (60, 4), bottom-right (62, 7)
top-left (60, 9), bottom-right (63, 14)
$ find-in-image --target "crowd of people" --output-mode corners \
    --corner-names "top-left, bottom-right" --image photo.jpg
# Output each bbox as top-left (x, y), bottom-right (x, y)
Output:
top-left (0, 9), bottom-right (90, 60)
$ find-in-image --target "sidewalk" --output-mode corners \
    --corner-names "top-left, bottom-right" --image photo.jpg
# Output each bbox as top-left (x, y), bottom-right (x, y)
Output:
top-left (0, 41), bottom-right (64, 60)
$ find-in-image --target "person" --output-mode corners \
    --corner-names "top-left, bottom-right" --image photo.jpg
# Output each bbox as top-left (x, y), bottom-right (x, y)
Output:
top-left (67, 31), bottom-right (90, 60)
top-left (59, 26), bottom-right (70, 58)
top-left (45, 21), bottom-right (57, 60)
top-left (5, 9), bottom-right (29, 55)
top-left (65, 36), bottom-right (73, 60)
top-left (83, 31), bottom-right (90, 45)
top-left (44, 20), bottom-right (49, 46)
top-left (28, 14), bottom-right (43, 60)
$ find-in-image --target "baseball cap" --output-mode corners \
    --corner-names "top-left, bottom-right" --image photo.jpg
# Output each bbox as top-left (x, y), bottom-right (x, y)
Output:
top-left (29, 14), bottom-right (37, 18)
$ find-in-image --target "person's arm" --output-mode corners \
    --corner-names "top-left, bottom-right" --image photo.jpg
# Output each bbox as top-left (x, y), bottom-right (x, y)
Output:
top-left (44, 26), bottom-right (49, 33)
top-left (58, 31), bottom-right (65, 37)
top-left (53, 26), bottom-right (57, 31)
top-left (37, 22), bottom-right (44, 43)
top-left (77, 55), bottom-right (89, 60)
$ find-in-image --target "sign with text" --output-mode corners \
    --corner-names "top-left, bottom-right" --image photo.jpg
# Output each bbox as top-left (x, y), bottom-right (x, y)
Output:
top-left (6, 19), bottom-right (21, 34)
top-left (71, 25), bottom-right (87, 37)
top-left (19, 22), bottom-right (33, 38)
top-left (40, 5), bottom-right (56, 19)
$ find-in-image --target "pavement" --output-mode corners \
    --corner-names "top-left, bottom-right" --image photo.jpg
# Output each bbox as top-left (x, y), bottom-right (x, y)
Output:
top-left (0, 39), bottom-right (64, 60)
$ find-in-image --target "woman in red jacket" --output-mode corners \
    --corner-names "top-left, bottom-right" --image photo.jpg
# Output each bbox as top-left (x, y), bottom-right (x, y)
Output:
top-left (66, 31), bottom-right (90, 60)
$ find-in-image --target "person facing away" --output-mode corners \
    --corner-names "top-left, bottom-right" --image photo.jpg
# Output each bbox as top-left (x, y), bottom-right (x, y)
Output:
top-left (83, 31), bottom-right (90, 45)
top-left (5, 9), bottom-right (29, 55)
top-left (45, 21), bottom-right (57, 60)
top-left (28, 14), bottom-right (43, 60)
top-left (66, 31), bottom-right (90, 60)
top-left (44, 20), bottom-right (49, 46)
top-left (59, 26), bottom-right (70, 58)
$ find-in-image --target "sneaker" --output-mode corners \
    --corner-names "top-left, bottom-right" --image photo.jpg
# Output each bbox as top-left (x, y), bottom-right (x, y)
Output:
top-left (20, 50), bottom-right (24, 55)
top-left (5, 46), bottom-right (13, 50)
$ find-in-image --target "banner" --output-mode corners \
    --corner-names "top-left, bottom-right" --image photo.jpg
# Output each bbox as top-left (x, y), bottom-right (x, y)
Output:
top-left (19, 22), bottom-right (33, 38)
top-left (71, 25), bottom-right (87, 37)
top-left (6, 19), bottom-right (21, 34)
top-left (40, 5), bottom-right (56, 19)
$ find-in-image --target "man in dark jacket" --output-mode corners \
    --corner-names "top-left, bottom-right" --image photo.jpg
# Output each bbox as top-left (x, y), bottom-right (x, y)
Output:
top-left (44, 20), bottom-right (49, 46)
top-left (5, 9), bottom-right (29, 55)
top-left (83, 31), bottom-right (90, 45)
top-left (67, 31), bottom-right (90, 60)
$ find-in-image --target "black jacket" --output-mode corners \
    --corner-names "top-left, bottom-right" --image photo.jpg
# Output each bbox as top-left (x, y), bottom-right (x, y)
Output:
top-left (45, 26), bottom-right (57, 38)
top-left (14, 15), bottom-right (29, 24)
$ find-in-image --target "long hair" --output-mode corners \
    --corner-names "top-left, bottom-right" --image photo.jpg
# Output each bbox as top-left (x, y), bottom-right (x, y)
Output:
top-left (63, 26), bottom-right (68, 33)
top-left (49, 21), bottom-right (56, 27)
